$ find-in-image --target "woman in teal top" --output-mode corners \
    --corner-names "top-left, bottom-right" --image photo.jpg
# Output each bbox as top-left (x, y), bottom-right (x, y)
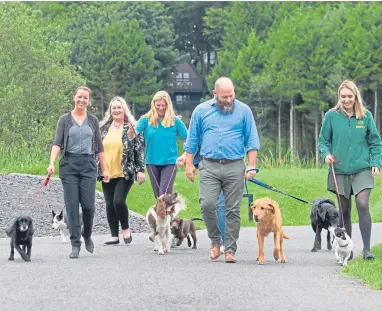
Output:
top-left (318, 80), bottom-right (382, 260)
top-left (129, 90), bottom-right (187, 199)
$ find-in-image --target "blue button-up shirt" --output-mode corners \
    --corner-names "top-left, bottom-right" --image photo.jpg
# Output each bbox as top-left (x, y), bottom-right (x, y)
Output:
top-left (185, 98), bottom-right (260, 160)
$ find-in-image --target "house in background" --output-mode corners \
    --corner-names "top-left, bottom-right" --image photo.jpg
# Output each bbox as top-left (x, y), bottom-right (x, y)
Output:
top-left (166, 61), bottom-right (209, 125)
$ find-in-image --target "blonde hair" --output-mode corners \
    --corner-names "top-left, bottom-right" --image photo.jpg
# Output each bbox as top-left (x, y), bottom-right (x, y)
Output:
top-left (331, 80), bottom-right (366, 119)
top-left (100, 96), bottom-right (136, 127)
top-left (144, 91), bottom-right (175, 128)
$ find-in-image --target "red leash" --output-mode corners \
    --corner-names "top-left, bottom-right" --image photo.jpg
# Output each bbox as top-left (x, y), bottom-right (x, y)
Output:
top-left (30, 174), bottom-right (52, 209)
top-left (330, 162), bottom-right (345, 224)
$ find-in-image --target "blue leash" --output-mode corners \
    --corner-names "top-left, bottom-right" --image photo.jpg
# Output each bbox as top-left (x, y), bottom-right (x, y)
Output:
top-left (246, 176), bottom-right (312, 205)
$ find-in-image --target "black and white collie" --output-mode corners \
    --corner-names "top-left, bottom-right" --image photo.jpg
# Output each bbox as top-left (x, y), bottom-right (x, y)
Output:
top-left (51, 210), bottom-right (68, 243)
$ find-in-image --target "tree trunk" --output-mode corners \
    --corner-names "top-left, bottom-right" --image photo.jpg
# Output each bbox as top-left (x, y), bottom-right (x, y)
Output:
top-left (278, 103), bottom-right (281, 159)
top-left (321, 110), bottom-right (324, 123)
top-left (132, 100), bottom-right (136, 117)
top-left (374, 89), bottom-right (378, 124)
top-left (100, 90), bottom-right (105, 119)
top-left (301, 113), bottom-right (308, 160)
top-left (290, 98), bottom-right (294, 161)
top-left (315, 113), bottom-right (319, 168)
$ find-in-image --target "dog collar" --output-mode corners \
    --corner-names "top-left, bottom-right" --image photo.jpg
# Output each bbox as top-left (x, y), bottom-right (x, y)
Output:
top-left (338, 242), bottom-right (350, 248)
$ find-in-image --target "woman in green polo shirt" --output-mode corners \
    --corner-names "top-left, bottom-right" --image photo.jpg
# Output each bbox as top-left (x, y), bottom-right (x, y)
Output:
top-left (318, 80), bottom-right (382, 260)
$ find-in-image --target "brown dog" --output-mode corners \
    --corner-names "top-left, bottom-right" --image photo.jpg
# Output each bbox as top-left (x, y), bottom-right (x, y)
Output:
top-left (250, 198), bottom-right (290, 265)
top-left (170, 217), bottom-right (203, 249)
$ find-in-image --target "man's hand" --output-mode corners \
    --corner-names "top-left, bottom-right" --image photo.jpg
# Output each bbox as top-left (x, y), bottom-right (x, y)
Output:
top-left (245, 166), bottom-right (257, 180)
top-left (186, 164), bottom-right (196, 182)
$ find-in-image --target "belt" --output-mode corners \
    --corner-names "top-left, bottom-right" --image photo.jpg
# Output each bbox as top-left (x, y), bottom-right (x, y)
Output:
top-left (202, 157), bottom-right (242, 164)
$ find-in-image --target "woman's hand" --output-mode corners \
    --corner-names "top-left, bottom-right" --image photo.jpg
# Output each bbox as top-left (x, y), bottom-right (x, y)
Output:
top-left (176, 153), bottom-right (186, 166)
top-left (325, 154), bottom-right (335, 164)
top-left (103, 172), bottom-right (110, 183)
top-left (47, 164), bottom-right (55, 175)
top-left (127, 124), bottom-right (136, 140)
top-left (372, 167), bottom-right (379, 178)
top-left (137, 172), bottom-right (145, 185)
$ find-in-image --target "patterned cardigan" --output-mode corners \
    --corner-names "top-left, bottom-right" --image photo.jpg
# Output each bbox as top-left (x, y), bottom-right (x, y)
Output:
top-left (98, 119), bottom-right (145, 181)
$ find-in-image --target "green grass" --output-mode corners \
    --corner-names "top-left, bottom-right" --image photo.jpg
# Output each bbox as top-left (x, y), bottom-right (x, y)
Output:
top-left (3, 162), bottom-right (382, 289)
top-left (3, 164), bottom-right (382, 229)
top-left (343, 244), bottom-right (382, 290)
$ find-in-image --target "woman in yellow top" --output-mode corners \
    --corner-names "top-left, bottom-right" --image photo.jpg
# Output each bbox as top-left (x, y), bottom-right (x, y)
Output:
top-left (99, 97), bottom-right (145, 245)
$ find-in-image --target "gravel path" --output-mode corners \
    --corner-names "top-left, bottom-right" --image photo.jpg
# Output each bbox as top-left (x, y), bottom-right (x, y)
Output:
top-left (0, 174), bottom-right (149, 238)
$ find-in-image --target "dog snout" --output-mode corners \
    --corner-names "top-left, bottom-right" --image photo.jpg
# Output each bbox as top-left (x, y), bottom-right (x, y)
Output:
top-left (254, 216), bottom-right (260, 222)
top-left (19, 225), bottom-right (29, 232)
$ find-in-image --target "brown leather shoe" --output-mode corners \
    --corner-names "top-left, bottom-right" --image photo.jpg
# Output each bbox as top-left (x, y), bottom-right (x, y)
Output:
top-left (210, 244), bottom-right (221, 260)
top-left (225, 252), bottom-right (237, 263)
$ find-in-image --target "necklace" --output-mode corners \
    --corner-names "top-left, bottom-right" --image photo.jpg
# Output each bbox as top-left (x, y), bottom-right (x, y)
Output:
top-left (112, 122), bottom-right (123, 129)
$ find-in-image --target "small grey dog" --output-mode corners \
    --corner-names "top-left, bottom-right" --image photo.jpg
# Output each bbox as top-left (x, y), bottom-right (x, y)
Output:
top-left (170, 216), bottom-right (203, 249)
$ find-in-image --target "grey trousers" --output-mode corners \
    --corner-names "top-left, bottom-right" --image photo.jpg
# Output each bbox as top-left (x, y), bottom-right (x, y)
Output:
top-left (198, 159), bottom-right (245, 254)
top-left (59, 153), bottom-right (97, 247)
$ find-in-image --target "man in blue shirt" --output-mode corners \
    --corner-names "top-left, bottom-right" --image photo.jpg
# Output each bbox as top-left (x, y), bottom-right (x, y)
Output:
top-left (184, 77), bottom-right (260, 263)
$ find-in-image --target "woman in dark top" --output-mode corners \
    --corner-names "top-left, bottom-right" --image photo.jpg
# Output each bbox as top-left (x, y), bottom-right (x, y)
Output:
top-left (47, 86), bottom-right (110, 259)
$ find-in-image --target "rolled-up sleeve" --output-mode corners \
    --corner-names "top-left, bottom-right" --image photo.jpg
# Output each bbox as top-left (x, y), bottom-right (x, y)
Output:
top-left (184, 106), bottom-right (201, 155)
top-left (244, 106), bottom-right (260, 152)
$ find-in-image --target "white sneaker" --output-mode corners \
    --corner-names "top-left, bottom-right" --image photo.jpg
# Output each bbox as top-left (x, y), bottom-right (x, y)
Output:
top-left (220, 245), bottom-right (225, 254)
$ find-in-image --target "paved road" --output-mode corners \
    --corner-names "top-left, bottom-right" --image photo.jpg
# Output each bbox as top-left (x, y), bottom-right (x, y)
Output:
top-left (1, 224), bottom-right (381, 311)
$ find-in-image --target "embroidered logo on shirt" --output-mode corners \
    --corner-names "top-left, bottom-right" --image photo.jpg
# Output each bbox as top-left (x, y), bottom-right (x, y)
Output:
top-left (356, 120), bottom-right (365, 129)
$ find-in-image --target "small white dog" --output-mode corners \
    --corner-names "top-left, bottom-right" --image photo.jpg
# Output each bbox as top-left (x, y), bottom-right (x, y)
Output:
top-left (331, 227), bottom-right (353, 266)
top-left (146, 192), bottom-right (186, 255)
top-left (51, 210), bottom-right (68, 243)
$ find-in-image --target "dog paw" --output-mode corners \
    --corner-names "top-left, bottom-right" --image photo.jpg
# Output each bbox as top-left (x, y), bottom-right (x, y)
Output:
top-left (8, 257), bottom-right (14, 261)
top-left (62, 240), bottom-right (68, 244)
top-left (158, 249), bottom-right (165, 255)
top-left (327, 245), bottom-right (332, 250)
top-left (311, 248), bottom-right (318, 252)
top-left (273, 250), bottom-right (280, 261)
top-left (280, 257), bottom-right (287, 263)
top-left (257, 256), bottom-right (265, 265)
top-left (153, 247), bottom-right (158, 252)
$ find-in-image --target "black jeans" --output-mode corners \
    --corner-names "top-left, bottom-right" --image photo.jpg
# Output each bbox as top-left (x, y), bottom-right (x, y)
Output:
top-left (102, 177), bottom-right (134, 237)
top-left (59, 153), bottom-right (97, 247)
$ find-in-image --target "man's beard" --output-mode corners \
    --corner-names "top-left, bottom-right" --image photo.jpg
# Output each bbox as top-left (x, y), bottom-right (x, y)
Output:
top-left (216, 99), bottom-right (235, 114)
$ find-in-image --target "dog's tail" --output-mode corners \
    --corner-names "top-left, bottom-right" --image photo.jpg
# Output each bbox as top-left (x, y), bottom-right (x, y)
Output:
top-left (190, 217), bottom-right (204, 222)
top-left (173, 195), bottom-right (187, 216)
top-left (283, 233), bottom-right (291, 240)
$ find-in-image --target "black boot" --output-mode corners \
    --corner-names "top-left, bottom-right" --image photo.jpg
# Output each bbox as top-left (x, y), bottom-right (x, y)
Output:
top-left (69, 246), bottom-right (80, 259)
top-left (84, 237), bottom-right (94, 253)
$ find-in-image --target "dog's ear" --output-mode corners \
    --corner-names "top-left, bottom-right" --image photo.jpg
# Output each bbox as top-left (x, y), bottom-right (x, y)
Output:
top-left (267, 203), bottom-right (276, 214)
top-left (52, 210), bottom-right (56, 217)
top-left (58, 210), bottom-right (63, 217)
top-left (318, 207), bottom-right (327, 222)
top-left (5, 219), bottom-right (17, 237)
top-left (178, 219), bottom-right (183, 228)
top-left (28, 218), bottom-right (35, 236)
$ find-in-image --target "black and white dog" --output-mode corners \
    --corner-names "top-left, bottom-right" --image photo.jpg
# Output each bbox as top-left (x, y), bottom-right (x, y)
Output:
top-left (330, 227), bottom-right (354, 266)
top-left (51, 210), bottom-right (68, 243)
top-left (6, 215), bottom-right (35, 261)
